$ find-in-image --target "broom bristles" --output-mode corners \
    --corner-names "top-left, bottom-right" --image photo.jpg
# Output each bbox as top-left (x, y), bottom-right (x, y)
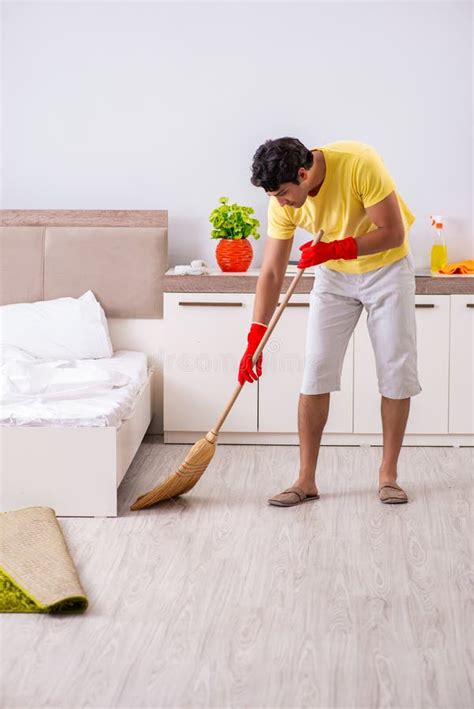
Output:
top-left (130, 434), bottom-right (217, 510)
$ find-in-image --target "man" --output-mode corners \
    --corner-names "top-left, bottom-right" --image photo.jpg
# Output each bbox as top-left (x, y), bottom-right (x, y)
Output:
top-left (239, 138), bottom-right (421, 506)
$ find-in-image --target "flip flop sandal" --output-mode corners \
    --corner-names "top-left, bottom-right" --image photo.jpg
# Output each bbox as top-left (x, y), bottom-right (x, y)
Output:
top-left (379, 482), bottom-right (408, 504)
top-left (268, 485), bottom-right (320, 507)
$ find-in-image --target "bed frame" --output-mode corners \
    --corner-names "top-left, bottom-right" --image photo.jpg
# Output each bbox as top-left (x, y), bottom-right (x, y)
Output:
top-left (0, 210), bottom-right (168, 517)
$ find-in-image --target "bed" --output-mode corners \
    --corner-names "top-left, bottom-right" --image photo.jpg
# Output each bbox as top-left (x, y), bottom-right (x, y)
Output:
top-left (0, 210), bottom-right (168, 517)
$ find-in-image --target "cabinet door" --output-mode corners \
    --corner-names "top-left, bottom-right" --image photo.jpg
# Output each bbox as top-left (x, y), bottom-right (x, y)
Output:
top-left (449, 295), bottom-right (474, 433)
top-left (164, 293), bottom-right (257, 432)
top-left (258, 294), bottom-right (354, 433)
top-left (354, 295), bottom-right (450, 434)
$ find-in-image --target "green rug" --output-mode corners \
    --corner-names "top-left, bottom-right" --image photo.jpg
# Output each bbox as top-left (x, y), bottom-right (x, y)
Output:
top-left (0, 506), bottom-right (88, 614)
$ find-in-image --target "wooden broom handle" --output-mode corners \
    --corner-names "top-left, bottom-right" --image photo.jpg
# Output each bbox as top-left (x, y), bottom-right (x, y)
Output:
top-left (209, 229), bottom-right (325, 437)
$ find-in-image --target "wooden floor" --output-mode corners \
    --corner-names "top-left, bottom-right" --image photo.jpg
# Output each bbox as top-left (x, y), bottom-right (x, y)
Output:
top-left (1, 438), bottom-right (472, 709)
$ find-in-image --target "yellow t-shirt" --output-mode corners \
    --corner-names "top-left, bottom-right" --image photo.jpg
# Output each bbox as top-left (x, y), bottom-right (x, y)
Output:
top-left (267, 140), bottom-right (415, 274)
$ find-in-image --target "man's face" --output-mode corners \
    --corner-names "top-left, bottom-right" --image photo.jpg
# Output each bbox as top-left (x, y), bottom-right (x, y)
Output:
top-left (266, 168), bottom-right (310, 209)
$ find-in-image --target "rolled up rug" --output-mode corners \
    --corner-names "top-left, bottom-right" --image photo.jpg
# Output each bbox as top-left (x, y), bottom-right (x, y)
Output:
top-left (0, 506), bottom-right (88, 614)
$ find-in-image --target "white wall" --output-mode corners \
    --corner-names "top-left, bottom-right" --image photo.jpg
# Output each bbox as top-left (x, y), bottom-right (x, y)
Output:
top-left (2, 0), bottom-right (472, 269)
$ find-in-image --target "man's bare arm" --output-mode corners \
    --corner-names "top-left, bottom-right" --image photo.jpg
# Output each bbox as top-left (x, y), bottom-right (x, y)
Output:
top-left (355, 191), bottom-right (405, 256)
top-left (252, 236), bottom-right (293, 325)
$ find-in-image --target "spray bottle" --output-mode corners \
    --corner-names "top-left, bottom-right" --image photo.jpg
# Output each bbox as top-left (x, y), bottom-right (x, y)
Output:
top-left (430, 215), bottom-right (448, 272)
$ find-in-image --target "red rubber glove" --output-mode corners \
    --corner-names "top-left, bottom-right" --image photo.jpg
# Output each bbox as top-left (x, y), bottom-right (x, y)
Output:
top-left (238, 322), bottom-right (268, 385)
top-left (297, 236), bottom-right (358, 269)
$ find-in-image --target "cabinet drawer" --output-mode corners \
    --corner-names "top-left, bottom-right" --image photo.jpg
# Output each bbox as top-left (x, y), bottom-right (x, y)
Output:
top-left (164, 293), bottom-right (257, 432)
top-left (449, 295), bottom-right (474, 433)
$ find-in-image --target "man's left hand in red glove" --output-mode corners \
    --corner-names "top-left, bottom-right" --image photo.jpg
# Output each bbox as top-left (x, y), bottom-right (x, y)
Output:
top-left (297, 236), bottom-right (358, 269)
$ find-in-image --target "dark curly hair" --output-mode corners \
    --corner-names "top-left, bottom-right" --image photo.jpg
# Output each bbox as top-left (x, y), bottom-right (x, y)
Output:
top-left (250, 137), bottom-right (314, 191)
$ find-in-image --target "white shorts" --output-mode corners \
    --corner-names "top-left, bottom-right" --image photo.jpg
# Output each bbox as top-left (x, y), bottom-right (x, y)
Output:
top-left (300, 255), bottom-right (422, 399)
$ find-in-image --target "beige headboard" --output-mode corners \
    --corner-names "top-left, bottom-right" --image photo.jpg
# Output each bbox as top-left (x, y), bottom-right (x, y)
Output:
top-left (0, 210), bottom-right (168, 318)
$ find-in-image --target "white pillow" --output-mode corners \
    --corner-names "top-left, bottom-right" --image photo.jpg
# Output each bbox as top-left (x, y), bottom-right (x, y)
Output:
top-left (0, 290), bottom-right (114, 360)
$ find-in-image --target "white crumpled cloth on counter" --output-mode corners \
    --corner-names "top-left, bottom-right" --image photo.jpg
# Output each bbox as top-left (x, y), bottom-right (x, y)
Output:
top-left (174, 259), bottom-right (210, 275)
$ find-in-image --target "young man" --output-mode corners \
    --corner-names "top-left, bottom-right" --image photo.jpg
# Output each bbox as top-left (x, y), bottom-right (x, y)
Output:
top-left (239, 138), bottom-right (421, 506)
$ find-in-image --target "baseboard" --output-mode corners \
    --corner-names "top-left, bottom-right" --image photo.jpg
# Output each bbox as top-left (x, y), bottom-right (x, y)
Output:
top-left (164, 431), bottom-right (474, 447)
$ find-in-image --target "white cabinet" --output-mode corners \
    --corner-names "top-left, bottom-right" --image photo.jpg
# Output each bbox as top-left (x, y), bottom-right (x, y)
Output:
top-left (353, 295), bottom-right (450, 434)
top-left (164, 290), bottom-right (472, 442)
top-left (258, 294), bottom-right (353, 433)
top-left (164, 293), bottom-right (257, 432)
top-left (449, 295), bottom-right (474, 433)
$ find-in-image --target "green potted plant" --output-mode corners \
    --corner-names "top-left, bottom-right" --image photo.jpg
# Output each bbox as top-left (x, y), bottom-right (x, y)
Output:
top-left (209, 196), bottom-right (260, 272)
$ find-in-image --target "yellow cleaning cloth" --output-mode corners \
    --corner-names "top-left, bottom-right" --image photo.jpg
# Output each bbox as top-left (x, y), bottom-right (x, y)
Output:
top-left (437, 260), bottom-right (474, 275)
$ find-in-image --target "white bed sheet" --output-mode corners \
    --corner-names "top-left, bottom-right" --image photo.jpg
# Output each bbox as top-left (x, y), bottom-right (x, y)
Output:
top-left (0, 349), bottom-right (148, 428)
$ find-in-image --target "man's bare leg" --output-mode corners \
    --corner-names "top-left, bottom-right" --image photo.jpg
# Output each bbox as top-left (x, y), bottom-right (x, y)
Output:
top-left (379, 396), bottom-right (410, 486)
top-left (290, 393), bottom-right (330, 495)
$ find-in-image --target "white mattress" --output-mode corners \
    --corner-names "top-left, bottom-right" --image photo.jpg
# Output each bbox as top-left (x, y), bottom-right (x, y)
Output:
top-left (0, 349), bottom-right (148, 428)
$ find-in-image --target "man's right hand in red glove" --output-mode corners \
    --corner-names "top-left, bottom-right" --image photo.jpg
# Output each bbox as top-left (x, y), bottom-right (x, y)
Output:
top-left (238, 322), bottom-right (268, 385)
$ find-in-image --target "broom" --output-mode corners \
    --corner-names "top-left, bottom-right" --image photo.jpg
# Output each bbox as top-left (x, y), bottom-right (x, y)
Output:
top-left (130, 229), bottom-right (324, 511)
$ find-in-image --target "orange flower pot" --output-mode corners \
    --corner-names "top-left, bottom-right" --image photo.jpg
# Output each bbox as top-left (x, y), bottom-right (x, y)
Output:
top-left (215, 238), bottom-right (253, 272)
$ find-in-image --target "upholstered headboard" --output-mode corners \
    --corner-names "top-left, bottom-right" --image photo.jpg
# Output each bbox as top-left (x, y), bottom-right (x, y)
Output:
top-left (0, 210), bottom-right (168, 318)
